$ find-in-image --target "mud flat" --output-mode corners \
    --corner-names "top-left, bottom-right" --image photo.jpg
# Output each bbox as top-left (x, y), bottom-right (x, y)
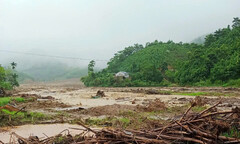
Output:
top-left (0, 124), bottom-right (88, 143)
top-left (13, 79), bottom-right (240, 116)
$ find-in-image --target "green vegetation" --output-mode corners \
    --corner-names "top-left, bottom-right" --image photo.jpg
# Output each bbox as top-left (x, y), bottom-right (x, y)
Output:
top-left (222, 127), bottom-right (240, 139)
top-left (82, 42), bottom-right (197, 86)
top-left (175, 92), bottom-right (209, 96)
top-left (174, 92), bottom-right (235, 97)
top-left (82, 18), bottom-right (240, 87)
top-left (192, 106), bottom-right (208, 112)
top-left (0, 109), bottom-right (49, 126)
top-left (54, 136), bottom-right (66, 144)
top-left (176, 18), bottom-right (240, 86)
top-left (0, 96), bottom-right (50, 127)
top-left (14, 97), bottom-right (25, 102)
top-left (0, 97), bottom-right (12, 106)
top-left (85, 106), bottom-right (189, 129)
top-left (223, 79), bottom-right (240, 87)
top-left (0, 97), bottom-right (25, 106)
top-left (0, 63), bottom-right (19, 90)
top-left (86, 117), bottom-right (131, 128)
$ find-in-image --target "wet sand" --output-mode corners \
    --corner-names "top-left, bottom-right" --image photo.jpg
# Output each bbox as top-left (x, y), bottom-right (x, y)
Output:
top-left (0, 123), bottom-right (92, 143)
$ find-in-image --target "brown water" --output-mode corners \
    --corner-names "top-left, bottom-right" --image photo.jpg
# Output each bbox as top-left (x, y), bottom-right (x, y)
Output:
top-left (18, 87), bottom-right (200, 108)
top-left (0, 123), bottom-right (90, 143)
top-left (18, 80), bottom-right (221, 108)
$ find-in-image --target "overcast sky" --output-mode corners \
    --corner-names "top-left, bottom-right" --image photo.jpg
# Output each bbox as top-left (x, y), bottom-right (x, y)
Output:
top-left (0, 0), bottom-right (240, 69)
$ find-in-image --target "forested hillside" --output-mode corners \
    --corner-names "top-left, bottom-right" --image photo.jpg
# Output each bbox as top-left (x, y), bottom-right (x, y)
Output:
top-left (82, 18), bottom-right (240, 87)
top-left (176, 18), bottom-right (240, 86)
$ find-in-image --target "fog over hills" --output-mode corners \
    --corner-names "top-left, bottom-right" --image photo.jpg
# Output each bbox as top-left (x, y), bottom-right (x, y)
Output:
top-left (1, 0), bottom-right (240, 81)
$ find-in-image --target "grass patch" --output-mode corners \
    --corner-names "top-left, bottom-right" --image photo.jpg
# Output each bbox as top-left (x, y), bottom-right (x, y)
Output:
top-left (14, 97), bottom-right (25, 102)
top-left (175, 92), bottom-right (210, 96)
top-left (0, 109), bottom-right (50, 126)
top-left (85, 111), bottom-right (156, 129)
top-left (54, 136), bottom-right (65, 143)
top-left (85, 109), bottom-right (180, 129)
top-left (0, 97), bottom-right (25, 106)
top-left (85, 117), bottom-right (131, 128)
top-left (222, 127), bottom-right (240, 138)
top-left (174, 92), bottom-right (235, 97)
top-left (0, 97), bottom-right (12, 106)
top-left (223, 79), bottom-right (240, 87)
top-left (84, 104), bottom-right (208, 129)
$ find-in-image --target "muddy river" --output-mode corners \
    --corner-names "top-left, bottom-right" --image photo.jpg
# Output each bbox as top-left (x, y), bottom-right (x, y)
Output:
top-left (17, 80), bottom-right (215, 108)
top-left (0, 123), bottom-right (90, 143)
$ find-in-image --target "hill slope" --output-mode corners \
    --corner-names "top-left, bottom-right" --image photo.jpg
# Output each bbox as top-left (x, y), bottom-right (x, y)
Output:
top-left (82, 41), bottom-right (200, 86)
top-left (82, 17), bottom-right (240, 87)
top-left (176, 19), bottom-right (240, 86)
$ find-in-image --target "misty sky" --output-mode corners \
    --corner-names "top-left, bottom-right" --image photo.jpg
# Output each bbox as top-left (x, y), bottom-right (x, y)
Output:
top-left (0, 0), bottom-right (240, 69)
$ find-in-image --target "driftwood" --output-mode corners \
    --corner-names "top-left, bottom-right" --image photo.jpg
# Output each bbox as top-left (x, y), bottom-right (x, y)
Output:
top-left (10, 100), bottom-right (240, 144)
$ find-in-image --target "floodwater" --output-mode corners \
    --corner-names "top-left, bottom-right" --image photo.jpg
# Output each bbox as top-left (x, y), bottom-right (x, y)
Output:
top-left (18, 86), bottom-right (199, 108)
top-left (17, 79), bottom-right (228, 108)
top-left (0, 123), bottom-right (91, 143)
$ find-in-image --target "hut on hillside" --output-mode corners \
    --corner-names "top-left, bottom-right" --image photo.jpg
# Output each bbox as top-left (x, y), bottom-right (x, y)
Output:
top-left (115, 71), bottom-right (129, 79)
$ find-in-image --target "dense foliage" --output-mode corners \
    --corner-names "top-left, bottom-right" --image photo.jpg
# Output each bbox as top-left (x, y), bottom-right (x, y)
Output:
top-left (82, 18), bottom-right (240, 87)
top-left (176, 17), bottom-right (240, 86)
top-left (82, 42), bottom-right (199, 86)
top-left (0, 63), bottom-right (19, 90)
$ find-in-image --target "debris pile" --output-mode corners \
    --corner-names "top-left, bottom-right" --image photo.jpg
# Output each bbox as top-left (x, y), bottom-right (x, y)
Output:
top-left (145, 89), bottom-right (160, 94)
top-left (139, 98), bottom-right (166, 112)
top-left (0, 105), bottom-right (21, 112)
top-left (11, 100), bottom-right (240, 144)
top-left (17, 93), bottom-right (41, 99)
top-left (96, 90), bottom-right (105, 97)
top-left (92, 90), bottom-right (105, 99)
top-left (192, 96), bottom-right (208, 106)
top-left (17, 94), bottom-right (55, 100)
top-left (145, 89), bottom-right (171, 95)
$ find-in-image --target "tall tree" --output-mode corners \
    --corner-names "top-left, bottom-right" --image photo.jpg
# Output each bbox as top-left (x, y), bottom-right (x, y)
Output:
top-left (11, 62), bottom-right (17, 69)
top-left (232, 17), bottom-right (240, 28)
top-left (88, 60), bottom-right (95, 73)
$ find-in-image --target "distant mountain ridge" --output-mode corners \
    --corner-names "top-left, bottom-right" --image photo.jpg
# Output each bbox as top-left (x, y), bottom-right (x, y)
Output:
top-left (19, 62), bottom-right (87, 82)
